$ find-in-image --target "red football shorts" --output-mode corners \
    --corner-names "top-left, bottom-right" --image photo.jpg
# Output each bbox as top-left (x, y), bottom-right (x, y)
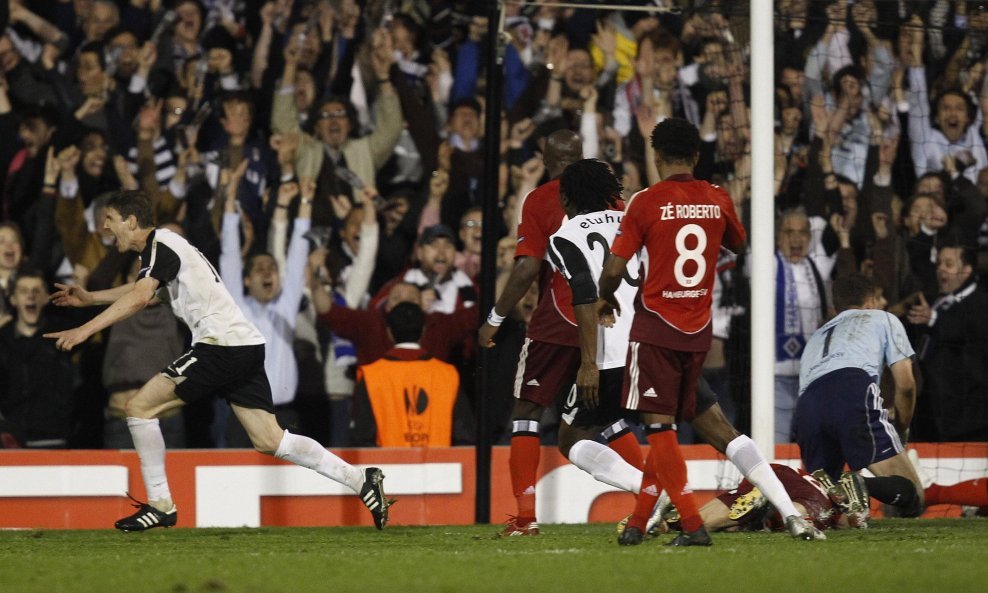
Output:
top-left (621, 341), bottom-right (706, 419)
top-left (513, 338), bottom-right (581, 407)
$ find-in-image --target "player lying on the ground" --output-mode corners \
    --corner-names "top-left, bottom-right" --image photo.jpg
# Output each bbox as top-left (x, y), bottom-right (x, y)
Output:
top-left (620, 464), bottom-right (852, 538)
top-left (652, 467), bottom-right (988, 536)
top-left (635, 464), bottom-right (850, 536)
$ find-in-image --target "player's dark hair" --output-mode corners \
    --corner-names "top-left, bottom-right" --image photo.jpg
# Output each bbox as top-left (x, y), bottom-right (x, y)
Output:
top-left (832, 273), bottom-right (879, 312)
top-left (650, 117), bottom-right (701, 165)
top-left (106, 190), bottom-right (155, 228)
top-left (560, 159), bottom-right (622, 214)
top-left (386, 301), bottom-right (425, 344)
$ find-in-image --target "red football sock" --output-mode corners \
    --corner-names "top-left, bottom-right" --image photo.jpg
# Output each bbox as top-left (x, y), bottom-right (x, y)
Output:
top-left (648, 430), bottom-right (703, 533)
top-left (925, 479), bottom-right (988, 506)
top-left (509, 434), bottom-right (540, 521)
top-left (608, 431), bottom-right (645, 471)
top-left (628, 451), bottom-right (661, 532)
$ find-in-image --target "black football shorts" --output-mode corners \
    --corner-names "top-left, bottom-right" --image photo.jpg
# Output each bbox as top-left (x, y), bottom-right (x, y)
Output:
top-left (164, 343), bottom-right (275, 413)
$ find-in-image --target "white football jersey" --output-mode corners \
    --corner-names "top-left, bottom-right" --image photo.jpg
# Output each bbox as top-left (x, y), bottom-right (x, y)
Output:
top-left (138, 228), bottom-right (265, 347)
top-left (547, 210), bottom-right (639, 369)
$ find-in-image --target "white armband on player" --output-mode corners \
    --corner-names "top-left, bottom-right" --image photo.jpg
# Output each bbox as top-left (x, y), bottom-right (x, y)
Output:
top-left (487, 308), bottom-right (505, 327)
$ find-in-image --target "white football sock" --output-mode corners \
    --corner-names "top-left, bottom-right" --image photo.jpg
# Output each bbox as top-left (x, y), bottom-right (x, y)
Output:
top-left (725, 434), bottom-right (799, 518)
top-left (568, 439), bottom-right (643, 494)
top-left (126, 417), bottom-right (173, 509)
top-left (275, 430), bottom-right (364, 493)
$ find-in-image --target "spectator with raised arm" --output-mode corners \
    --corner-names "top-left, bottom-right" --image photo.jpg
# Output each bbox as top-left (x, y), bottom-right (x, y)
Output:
top-left (613, 28), bottom-right (694, 142)
top-left (218, 172), bottom-right (312, 445)
top-left (51, 144), bottom-right (116, 274)
top-left (315, 280), bottom-right (476, 369)
top-left (372, 224), bottom-right (477, 316)
top-left (202, 90), bottom-right (274, 243)
top-left (905, 15), bottom-right (987, 183)
top-left (272, 26), bottom-right (401, 224)
top-left (301, 190), bottom-right (377, 446)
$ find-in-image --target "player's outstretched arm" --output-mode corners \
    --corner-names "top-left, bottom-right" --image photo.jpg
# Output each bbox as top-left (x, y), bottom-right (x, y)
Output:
top-left (49, 283), bottom-right (95, 307)
top-left (478, 255), bottom-right (541, 347)
top-left (50, 282), bottom-right (136, 307)
top-left (44, 277), bottom-right (159, 351)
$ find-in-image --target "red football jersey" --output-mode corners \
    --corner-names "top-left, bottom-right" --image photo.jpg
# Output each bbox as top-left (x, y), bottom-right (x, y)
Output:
top-left (514, 179), bottom-right (577, 347)
top-left (611, 174), bottom-right (745, 349)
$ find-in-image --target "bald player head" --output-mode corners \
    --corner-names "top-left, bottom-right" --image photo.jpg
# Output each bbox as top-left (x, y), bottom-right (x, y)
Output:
top-left (544, 130), bottom-right (583, 179)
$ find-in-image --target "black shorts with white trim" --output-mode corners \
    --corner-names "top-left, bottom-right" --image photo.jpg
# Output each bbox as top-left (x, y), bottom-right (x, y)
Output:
top-left (164, 343), bottom-right (275, 413)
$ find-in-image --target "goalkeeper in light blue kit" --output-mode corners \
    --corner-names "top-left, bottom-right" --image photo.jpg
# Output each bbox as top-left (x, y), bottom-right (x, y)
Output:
top-left (796, 273), bottom-right (926, 525)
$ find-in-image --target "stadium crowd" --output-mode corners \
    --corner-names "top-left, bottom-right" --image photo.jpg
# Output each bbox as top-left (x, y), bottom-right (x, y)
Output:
top-left (0, 0), bottom-right (986, 450)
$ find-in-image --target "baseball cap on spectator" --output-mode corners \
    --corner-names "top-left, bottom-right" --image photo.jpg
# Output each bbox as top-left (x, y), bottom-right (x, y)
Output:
top-left (418, 224), bottom-right (455, 246)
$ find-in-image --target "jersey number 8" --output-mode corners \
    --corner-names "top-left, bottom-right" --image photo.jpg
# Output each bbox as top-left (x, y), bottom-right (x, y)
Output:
top-left (674, 224), bottom-right (707, 288)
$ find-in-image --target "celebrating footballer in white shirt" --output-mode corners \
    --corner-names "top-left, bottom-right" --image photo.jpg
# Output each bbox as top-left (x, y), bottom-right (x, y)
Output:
top-left (45, 190), bottom-right (392, 532)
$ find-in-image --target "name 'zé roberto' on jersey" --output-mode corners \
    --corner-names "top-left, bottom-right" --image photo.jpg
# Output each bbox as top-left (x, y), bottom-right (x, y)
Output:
top-left (138, 228), bottom-right (265, 347)
top-left (547, 210), bottom-right (639, 370)
top-left (611, 174), bottom-right (745, 350)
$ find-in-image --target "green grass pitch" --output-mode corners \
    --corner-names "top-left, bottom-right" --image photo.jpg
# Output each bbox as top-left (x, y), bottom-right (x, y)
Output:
top-left (1, 519), bottom-right (986, 593)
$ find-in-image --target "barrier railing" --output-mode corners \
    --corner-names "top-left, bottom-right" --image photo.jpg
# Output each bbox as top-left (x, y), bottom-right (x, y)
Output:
top-left (1, 444), bottom-right (984, 529)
